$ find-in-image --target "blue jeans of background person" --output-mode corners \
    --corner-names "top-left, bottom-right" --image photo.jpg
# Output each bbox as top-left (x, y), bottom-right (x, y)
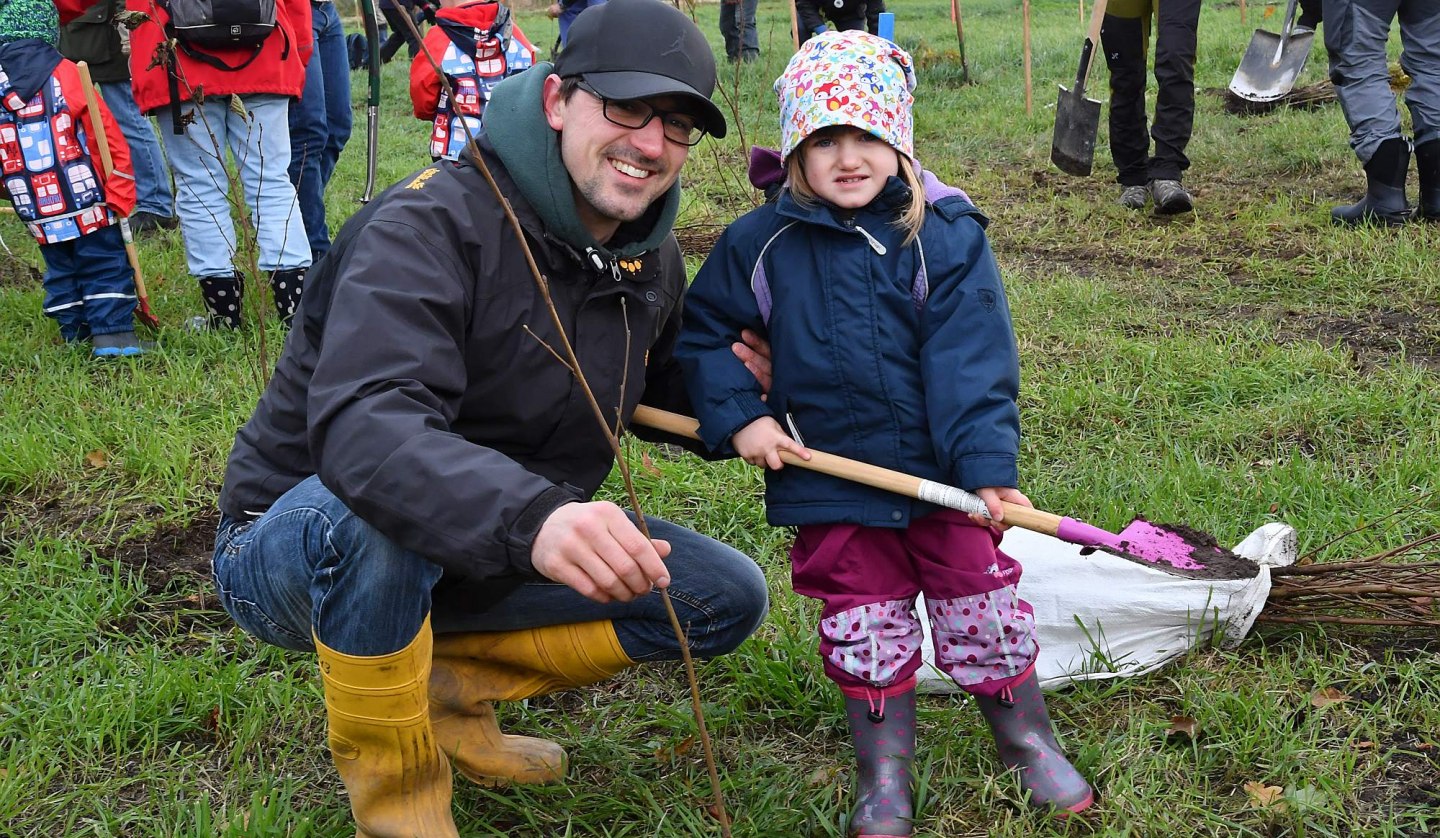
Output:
top-left (288, 0), bottom-right (353, 261)
top-left (719, 0), bottom-right (759, 61)
top-left (161, 94), bottom-right (310, 279)
top-left (1322, 0), bottom-right (1440, 162)
top-left (99, 81), bottom-right (173, 219)
top-left (212, 475), bottom-right (770, 659)
top-left (39, 224), bottom-right (135, 340)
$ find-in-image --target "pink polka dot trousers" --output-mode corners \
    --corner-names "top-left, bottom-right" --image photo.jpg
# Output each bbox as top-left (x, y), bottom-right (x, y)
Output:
top-left (791, 509), bottom-right (1037, 695)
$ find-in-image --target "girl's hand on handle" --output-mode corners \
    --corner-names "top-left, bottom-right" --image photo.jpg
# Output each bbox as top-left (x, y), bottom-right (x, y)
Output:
top-left (973, 486), bottom-right (1032, 531)
top-left (732, 416), bottom-right (811, 471)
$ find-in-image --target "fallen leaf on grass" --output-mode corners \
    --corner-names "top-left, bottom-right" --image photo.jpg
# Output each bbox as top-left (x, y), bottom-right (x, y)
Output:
top-left (1166, 715), bottom-right (1199, 741)
top-left (653, 736), bottom-right (694, 763)
top-left (807, 765), bottom-right (839, 787)
top-left (1310, 687), bottom-right (1350, 708)
top-left (1244, 780), bottom-right (1286, 809)
top-left (640, 451), bottom-right (663, 479)
top-left (84, 449), bottom-right (110, 469)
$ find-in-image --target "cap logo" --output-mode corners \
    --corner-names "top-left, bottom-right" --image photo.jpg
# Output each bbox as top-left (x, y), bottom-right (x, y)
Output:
top-left (662, 33), bottom-right (692, 65)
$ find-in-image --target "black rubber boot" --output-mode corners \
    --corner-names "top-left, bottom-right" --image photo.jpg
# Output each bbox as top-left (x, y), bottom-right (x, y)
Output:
top-left (269, 267), bottom-right (306, 325)
top-left (972, 670), bottom-right (1093, 815)
top-left (1331, 137), bottom-right (1411, 227)
top-left (196, 273), bottom-right (245, 329)
top-left (844, 690), bottom-right (915, 837)
top-left (1415, 140), bottom-right (1440, 222)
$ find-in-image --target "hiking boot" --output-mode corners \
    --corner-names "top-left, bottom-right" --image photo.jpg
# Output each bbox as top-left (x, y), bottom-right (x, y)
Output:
top-left (92, 331), bottom-right (144, 358)
top-left (129, 212), bottom-right (178, 236)
top-left (1150, 179), bottom-right (1194, 215)
top-left (845, 689), bottom-right (916, 837)
top-left (1332, 137), bottom-right (1410, 226)
top-left (1118, 184), bottom-right (1148, 210)
top-left (1415, 139), bottom-right (1440, 222)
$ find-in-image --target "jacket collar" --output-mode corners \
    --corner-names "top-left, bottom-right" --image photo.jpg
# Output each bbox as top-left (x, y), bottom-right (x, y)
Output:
top-left (481, 61), bottom-right (680, 263)
top-left (774, 174), bottom-right (913, 233)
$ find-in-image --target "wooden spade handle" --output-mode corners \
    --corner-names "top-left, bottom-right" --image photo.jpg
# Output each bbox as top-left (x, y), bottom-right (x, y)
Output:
top-left (76, 62), bottom-right (148, 303)
top-left (630, 406), bottom-right (1066, 536)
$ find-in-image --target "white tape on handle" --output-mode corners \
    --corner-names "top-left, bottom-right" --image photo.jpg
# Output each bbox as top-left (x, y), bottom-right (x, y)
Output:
top-left (916, 480), bottom-right (991, 517)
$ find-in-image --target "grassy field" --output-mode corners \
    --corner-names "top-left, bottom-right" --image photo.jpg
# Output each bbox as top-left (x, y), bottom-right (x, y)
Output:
top-left (2, 1), bottom-right (1438, 835)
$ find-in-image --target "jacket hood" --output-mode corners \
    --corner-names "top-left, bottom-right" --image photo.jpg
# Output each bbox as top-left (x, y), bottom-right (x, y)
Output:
top-left (0, 38), bottom-right (60, 105)
top-left (435, 0), bottom-right (509, 31)
top-left (483, 61), bottom-right (680, 259)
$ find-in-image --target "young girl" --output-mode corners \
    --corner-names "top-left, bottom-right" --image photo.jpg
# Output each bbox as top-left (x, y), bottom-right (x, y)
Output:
top-left (675, 31), bottom-right (1092, 835)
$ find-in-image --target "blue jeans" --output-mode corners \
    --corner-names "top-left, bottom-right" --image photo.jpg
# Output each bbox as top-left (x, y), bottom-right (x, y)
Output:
top-left (719, 0), bottom-right (759, 61)
top-left (288, 0), bottom-right (353, 261)
top-left (99, 81), bottom-right (174, 219)
top-left (161, 94), bottom-right (311, 278)
top-left (212, 475), bottom-right (770, 660)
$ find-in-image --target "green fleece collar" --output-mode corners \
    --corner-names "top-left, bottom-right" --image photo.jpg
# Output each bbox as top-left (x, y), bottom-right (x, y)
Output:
top-left (484, 63), bottom-right (681, 260)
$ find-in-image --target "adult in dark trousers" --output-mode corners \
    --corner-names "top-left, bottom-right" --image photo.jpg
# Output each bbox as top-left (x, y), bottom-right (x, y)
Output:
top-left (378, 0), bottom-right (428, 63)
top-left (288, 0), bottom-right (352, 262)
top-left (58, 0), bottom-right (177, 234)
top-left (548, 0), bottom-right (604, 53)
top-left (719, 0), bottom-right (758, 63)
top-left (1323, 0), bottom-right (1440, 225)
top-left (794, 0), bottom-right (886, 40)
top-left (1102, 0), bottom-right (1201, 214)
top-left (212, 0), bottom-right (768, 832)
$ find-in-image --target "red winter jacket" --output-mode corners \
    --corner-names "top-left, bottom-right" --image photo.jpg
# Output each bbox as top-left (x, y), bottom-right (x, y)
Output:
top-left (124, 0), bottom-right (313, 116)
top-left (409, 1), bottom-right (535, 120)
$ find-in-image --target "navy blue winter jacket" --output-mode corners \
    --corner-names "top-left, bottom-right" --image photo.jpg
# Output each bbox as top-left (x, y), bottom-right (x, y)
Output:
top-left (676, 176), bottom-right (1021, 529)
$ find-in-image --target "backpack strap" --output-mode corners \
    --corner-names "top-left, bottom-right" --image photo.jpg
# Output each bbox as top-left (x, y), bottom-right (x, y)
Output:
top-left (750, 221), bottom-right (928, 326)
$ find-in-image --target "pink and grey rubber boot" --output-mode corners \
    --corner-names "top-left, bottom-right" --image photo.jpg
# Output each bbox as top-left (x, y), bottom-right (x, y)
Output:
top-left (844, 690), bottom-right (916, 837)
top-left (972, 670), bottom-right (1093, 815)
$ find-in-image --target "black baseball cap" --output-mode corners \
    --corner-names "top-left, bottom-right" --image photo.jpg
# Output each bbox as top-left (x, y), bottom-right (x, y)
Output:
top-left (553, 0), bottom-right (728, 139)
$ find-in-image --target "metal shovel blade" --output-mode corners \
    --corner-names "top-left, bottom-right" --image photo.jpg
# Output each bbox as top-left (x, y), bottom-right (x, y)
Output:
top-left (1051, 83), bottom-right (1102, 177)
top-left (1228, 28), bottom-right (1315, 102)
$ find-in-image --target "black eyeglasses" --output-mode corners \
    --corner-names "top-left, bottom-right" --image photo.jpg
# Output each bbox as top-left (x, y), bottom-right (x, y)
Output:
top-left (575, 81), bottom-right (707, 147)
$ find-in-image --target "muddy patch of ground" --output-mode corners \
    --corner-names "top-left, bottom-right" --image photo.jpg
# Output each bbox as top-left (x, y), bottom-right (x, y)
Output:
top-left (1281, 306), bottom-right (1440, 372)
top-left (0, 253), bottom-right (41, 289)
top-left (99, 510), bottom-right (227, 640)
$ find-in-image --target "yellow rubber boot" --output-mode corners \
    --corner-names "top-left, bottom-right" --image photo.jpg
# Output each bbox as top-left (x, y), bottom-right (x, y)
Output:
top-left (316, 617), bottom-right (459, 838)
top-left (429, 620), bottom-right (634, 787)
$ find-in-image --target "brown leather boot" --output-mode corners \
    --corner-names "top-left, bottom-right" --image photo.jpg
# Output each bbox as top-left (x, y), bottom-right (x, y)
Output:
top-left (315, 616), bottom-right (459, 838)
top-left (429, 620), bottom-right (634, 786)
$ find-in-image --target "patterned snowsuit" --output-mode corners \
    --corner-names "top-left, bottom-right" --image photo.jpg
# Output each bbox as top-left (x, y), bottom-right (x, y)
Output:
top-left (0, 43), bottom-right (136, 340)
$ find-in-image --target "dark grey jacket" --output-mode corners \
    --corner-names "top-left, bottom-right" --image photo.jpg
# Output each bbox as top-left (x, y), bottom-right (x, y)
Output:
top-left (218, 136), bottom-right (693, 607)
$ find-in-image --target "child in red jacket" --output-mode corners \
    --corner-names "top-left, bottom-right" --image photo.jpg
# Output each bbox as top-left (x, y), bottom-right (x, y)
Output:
top-left (410, 0), bottom-right (535, 161)
top-left (0, 0), bottom-right (141, 356)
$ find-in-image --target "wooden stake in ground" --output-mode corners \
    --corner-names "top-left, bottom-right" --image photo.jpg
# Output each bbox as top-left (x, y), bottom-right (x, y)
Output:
top-left (1241, 0), bottom-right (1247, 24)
top-left (951, 0), bottom-right (970, 82)
top-left (1023, 0), bottom-right (1033, 114)
top-left (788, 0), bottom-right (800, 51)
top-left (1079, 0), bottom-right (1084, 24)
top-left (75, 61), bottom-right (160, 330)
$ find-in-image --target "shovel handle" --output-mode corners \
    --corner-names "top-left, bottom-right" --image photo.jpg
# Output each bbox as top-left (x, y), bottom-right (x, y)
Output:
top-left (76, 62), bottom-right (152, 313)
top-left (1074, 0), bottom-right (1108, 92)
top-left (630, 406), bottom-right (1068, 537)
